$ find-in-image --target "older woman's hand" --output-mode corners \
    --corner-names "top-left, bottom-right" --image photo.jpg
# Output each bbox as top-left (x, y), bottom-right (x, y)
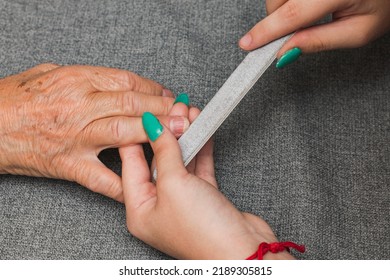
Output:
top-left (0, 64), bottom-right (187, 201)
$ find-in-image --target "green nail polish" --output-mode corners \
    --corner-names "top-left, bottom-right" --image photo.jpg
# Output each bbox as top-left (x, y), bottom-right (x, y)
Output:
top-left (142, 112), bottom-right (163, 142)
top-left (174, 93), bottom-right (190, 106)
top-left (276, 47), bottom-right (302, 69)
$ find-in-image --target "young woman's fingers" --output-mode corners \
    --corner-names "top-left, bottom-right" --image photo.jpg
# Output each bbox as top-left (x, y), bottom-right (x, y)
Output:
top-left (149, 102), bottom-right (198, 177)
top-left (194, 139), bottom-right (218, 188)
top-left (239, 0), bottom-right (344, 50)
top-left (186, 157), bottom-right (197, 175)
top-left (150, 99), bottom-right (191, 173)
top-left (278, 15), bottom-right (378, 56)
top-left (142, 113), bottom-right (187, 180)
top-left (120, 144), bottom-right (156, 209)
top-left (185, 106), bottom-right (201, 174)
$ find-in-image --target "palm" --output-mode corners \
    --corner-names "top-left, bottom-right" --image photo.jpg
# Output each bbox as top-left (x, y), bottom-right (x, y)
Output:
top-left (121, 143), bottom-right (276, 259)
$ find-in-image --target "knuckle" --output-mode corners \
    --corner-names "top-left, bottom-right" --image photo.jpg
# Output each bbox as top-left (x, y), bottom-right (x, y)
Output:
top-left (119, 92), bottom-right (139, 114)
top-left (109, 117), bottom-right (126, 144)
top-left (161, 97), bottom-right (173, 115)
top-left (296, 31), bottom-right (327, 53)
top-left (57, 69), bottom-right (79, 83)
top-left (81, 120), bottom-right (96, 142)
top-left (52, 65), bottom-right (83, 83)
top-left (282, 1), bottom-right (300, 23)
top-left (310, 35), bottom-right (327, 53)
top-left (123, 71), bottom-right (139, 90)
top-left (122, 147), bottom-right (144, 162)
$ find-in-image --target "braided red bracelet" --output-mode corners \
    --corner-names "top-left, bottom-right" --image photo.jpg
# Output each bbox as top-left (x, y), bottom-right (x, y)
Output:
top-left (246, 241), bottom-right (306, 260)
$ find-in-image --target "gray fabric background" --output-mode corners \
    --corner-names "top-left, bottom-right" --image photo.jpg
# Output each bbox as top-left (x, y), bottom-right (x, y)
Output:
top-left (0, 0), bottom-right (389, 259)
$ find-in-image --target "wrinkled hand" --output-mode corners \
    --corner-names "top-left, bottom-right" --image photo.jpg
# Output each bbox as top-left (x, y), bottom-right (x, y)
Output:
top-left (0, 64), bottom-right (188, 201)
top-left (119, 108), bottom-right (293, 259)
top-left (240, 0), bottom-right (390, 55)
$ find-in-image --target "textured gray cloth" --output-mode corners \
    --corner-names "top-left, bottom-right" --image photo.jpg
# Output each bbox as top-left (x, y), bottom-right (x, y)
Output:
top-left (0, 0), bottom-right (389, 260)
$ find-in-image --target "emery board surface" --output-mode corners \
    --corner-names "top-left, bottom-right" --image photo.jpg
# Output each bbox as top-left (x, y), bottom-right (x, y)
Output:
top-left (178, 35), bottom-right (291, 166)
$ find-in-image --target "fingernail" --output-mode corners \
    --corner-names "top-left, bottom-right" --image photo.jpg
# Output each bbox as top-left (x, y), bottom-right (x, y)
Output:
top-left (239, 34), bottom-right (252, 48)
top-left (170, 116), bottom-right (190, 137)
top-left (174, 93), bottom-right (190, 106)
top-left (142, 112), bottom-right (163, 142)
top-left (276, 47), bottom-right (302, 69)
top-left (162, 89), bottom-right (174, 97)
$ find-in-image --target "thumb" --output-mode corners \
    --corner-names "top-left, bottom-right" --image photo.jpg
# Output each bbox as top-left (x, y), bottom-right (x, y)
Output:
top-left (142, 112), bottom-right (187, 179)
top-left (74, 158), bottom-right (123, 202)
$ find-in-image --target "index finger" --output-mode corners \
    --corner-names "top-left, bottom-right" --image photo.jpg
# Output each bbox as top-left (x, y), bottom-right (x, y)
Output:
top-left (142, 112), bottom-right (188, 180)
top-left (85, 66), bottom-right (166, 96)
top-left (240, 0), bottom-right (344, 50)
top-left (88, 91), bottom-right (174, 119)
top-left (47, 65), bottom-right (166, 96)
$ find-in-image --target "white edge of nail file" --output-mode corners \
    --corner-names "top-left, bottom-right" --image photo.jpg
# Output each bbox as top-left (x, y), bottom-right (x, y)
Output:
top-left (153, 35), bottom-right (291, 180)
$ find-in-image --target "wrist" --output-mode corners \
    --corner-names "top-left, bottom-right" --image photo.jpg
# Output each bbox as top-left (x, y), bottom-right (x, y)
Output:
top-left (219, 213), bottom-right (300, 260)
top-left (226, 233), bottom-right (295, 260)
top-left (217, 215), bottom-right (294, 260)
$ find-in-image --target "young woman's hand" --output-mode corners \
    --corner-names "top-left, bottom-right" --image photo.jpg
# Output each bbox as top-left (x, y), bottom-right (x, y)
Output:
top-left (239, 0), bottom-right (390, 67)
top-left (120, 107), bottom-right (294, 259)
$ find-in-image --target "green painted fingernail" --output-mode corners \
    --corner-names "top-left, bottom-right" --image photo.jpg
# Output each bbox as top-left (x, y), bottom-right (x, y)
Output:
top-left (276, 47), bottom-right (302, 69)
top-left (174, 93), bottom-right (190, 106)
top-left (142, 112), bottom-right (163, 142)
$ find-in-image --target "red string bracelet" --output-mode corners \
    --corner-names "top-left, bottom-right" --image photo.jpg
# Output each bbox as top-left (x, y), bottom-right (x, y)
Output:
top-left (246, 241), bottom-right (306, 260)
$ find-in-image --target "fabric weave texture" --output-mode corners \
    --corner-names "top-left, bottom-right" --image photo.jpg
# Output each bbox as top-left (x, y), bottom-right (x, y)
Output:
top-left (0, 0), bottom-right (389, 259)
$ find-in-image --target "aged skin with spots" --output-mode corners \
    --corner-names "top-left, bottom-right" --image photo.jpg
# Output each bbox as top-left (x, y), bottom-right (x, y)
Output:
top-left (0, 64), bottom-right (188, 201)
top-left (17, 81), bottom-right (27, 88)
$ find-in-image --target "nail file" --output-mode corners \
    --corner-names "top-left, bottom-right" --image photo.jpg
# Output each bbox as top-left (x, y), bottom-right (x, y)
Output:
top-left (154, 35), bottom-right (291, 179)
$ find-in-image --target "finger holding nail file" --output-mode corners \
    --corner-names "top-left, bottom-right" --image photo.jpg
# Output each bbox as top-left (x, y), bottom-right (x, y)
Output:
top-left (153, 34), bottom-right (292, 180)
